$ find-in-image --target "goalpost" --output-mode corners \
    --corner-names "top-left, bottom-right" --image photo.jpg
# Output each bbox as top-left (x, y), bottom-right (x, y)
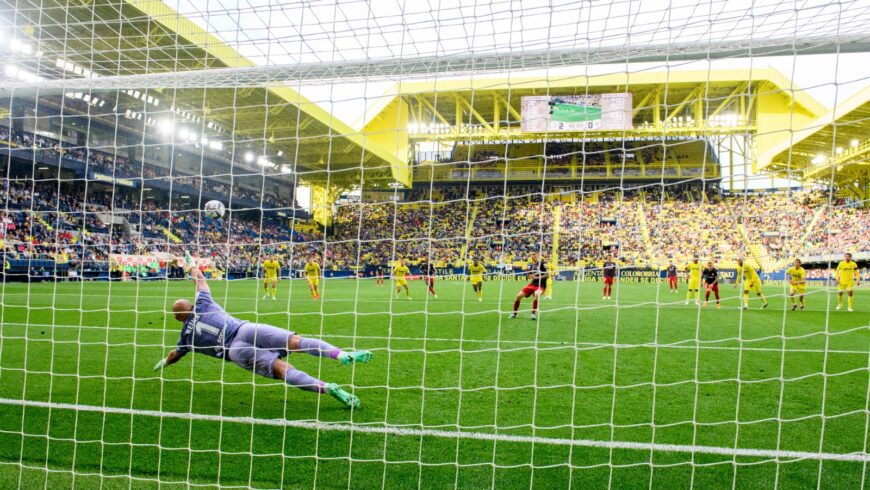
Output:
top-left (1, 0), bottom-right (870, 487)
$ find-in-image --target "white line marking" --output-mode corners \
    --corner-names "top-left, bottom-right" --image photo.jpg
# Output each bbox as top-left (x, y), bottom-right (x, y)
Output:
top-left (0, 397), bottom-right (867, 463)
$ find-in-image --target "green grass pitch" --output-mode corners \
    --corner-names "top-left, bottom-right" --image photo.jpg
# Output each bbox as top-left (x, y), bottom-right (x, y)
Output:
top-left (0, 277), bottom-right (868, 488)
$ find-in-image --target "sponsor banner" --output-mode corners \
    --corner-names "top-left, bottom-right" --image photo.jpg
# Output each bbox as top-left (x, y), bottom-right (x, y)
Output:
top-left (110, 254), bottom-right (213, 269)
top-left (566, 267), bottom-right (739, 282)
top-left (93, 172), bottom-right (136, 187)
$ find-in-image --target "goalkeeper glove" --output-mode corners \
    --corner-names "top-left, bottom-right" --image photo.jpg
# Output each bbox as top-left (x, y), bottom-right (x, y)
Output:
top-left (182, 251), bottom-right (197, 271)
top-left (153, 359), bottom-right (167, 371)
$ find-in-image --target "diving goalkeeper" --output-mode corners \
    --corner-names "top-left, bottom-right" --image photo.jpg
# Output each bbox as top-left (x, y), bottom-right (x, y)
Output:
top-left (153, 253), bottom-right (373, 409)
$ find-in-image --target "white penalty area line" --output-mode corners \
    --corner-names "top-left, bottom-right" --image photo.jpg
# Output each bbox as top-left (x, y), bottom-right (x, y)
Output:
top-left (0, 397), bottom-right (867, 463)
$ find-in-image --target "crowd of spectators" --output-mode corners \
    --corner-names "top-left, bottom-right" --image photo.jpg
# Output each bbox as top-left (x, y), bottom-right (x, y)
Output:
top-left (0, 178), bottom-right (311, 274)
top-left (330, 186), bottom-right (869, 272)
top-left (0, 126), bottom-right (296, 209)
top-left (2, 173), bottom-right (869, 278)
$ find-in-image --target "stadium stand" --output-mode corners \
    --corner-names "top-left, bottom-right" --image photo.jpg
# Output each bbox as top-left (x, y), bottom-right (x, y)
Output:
top-left (4, 149), bottom-right (869, 282)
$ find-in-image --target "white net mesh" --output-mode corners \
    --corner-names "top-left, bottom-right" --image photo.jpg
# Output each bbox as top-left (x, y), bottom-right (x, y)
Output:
top-left (1, 0), bottom-right (870, 488)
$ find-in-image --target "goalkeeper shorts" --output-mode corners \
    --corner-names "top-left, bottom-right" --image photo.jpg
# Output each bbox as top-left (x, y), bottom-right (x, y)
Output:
top-left (227, 323), bottom-right (294, 379)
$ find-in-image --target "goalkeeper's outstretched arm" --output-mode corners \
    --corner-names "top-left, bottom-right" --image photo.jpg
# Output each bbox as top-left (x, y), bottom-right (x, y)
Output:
top-left (182, 253), bottom-right (210, 293)
top-left (153, 252), bottom-right (207, 371)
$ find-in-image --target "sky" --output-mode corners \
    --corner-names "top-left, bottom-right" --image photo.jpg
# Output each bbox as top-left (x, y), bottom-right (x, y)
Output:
top-left (167, 0), bottom-right (870, 190)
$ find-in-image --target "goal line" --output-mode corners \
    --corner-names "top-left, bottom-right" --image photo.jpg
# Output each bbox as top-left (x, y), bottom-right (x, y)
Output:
top-left (0, 397), bottom-right (866, 463)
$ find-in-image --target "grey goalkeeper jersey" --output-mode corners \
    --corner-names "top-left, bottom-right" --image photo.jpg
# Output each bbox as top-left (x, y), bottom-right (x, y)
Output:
top-left (176, 290), bottom-right (244, 359)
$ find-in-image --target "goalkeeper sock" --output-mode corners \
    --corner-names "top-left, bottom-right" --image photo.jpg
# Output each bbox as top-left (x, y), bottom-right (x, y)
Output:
top-left (283, 368), bottom-right (325, 393)
top-left (532, 298), bottom-right (538, 312)
top-left (743, 293), bottom-right (749, 306)
top-left (298, 337), bottom-right (341, 359)
top-left (686, 291), bottom-right (692, 301)
top-left (848, 296), bottom-right (853, 309)
top-left (513, 299), bottom-right (521, 312)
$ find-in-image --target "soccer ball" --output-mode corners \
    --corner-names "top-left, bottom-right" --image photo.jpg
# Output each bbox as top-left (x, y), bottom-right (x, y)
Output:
top-left (204, 200), bottom-right (226, 219)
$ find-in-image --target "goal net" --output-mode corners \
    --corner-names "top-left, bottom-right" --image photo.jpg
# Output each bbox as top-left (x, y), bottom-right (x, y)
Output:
top-left (1, 0), bottom-right (870, 487)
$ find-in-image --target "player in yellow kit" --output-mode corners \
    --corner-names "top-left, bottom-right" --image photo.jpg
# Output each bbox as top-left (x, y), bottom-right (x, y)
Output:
top-left (393, 259), bottom-right (411, 300)
top-left (304, 257), bottom-right (321, 300)
top-left (685, 256), bottom-right (702, 305)
top-left (734, 258), bottom-right (768, 310)
top-left (468, 259), bottom-right (486, 302)
top-left (786, 259), bottom-right (807, 311)
top-left (261, 255), bottom-right (281, 300)
top-left (836, 252), bottom-right (859, 312)
top-left (545, 260), bottom-right (556, 299)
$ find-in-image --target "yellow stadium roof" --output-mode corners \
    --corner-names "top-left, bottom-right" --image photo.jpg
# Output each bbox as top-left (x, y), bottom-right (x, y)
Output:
top-left (365, 68), bottom-right (827, 147)
top-left (759, 84), bottom-right (870, 187)
top-left (10, 0), bottom-right (409, 186)
top-left (14, 0), bottom-right (863, 192)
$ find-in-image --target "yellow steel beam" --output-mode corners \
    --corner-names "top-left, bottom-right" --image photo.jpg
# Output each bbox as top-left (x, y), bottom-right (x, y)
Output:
top-left (147, 23), bottom-right (166, 48)
top-left (456, 94), bottom-right (493, 132)
top-left (405, 97), bottom-right (418, 124)
top-left (493, 93), bottom-right (500, 131)
top-left (707, 82), bottom-right (748, 121)
top-left (125, 0), bottom-right (405, 175)
top-left (804, 138), bottom-right (870, 179)
top-left (455, 97), bottom-right (462, 133)
top-left (743, 89), bottom-right (756, 127)
top-left (496, 93), bottom-right (521, 122)
top-left (308, 183), bottom-right (347, 226)
top-left (417, 97), bottom-right (423, 125)
top-left (417, 95), bottom-right (450, 126)
top-left (632, 90), bottom-right (655, 117)
top-left (666, 86), bottom-right (702, 123)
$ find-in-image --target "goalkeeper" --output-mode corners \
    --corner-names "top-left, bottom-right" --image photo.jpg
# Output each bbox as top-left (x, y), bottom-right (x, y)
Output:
top-left (153, 254), bottom-right (373, 409)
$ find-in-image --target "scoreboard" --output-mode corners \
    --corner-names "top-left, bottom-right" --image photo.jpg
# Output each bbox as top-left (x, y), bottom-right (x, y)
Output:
top-left (520, 93), bottom-right (633, 132)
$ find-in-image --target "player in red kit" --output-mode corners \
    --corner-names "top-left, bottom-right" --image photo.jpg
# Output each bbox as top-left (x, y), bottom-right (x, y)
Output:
top-left (702, 261), bottom-right (720, 308)
top-left (375, 262), bottom-right (385, 286)
top-left (510, 252), bottom-right (548, 320)
top-left (602, 255), bottom-right (617, 299)
top-left (422, 261), bottom-right (438, 298)
top-left (666, 262), bottom-right (678, 293)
